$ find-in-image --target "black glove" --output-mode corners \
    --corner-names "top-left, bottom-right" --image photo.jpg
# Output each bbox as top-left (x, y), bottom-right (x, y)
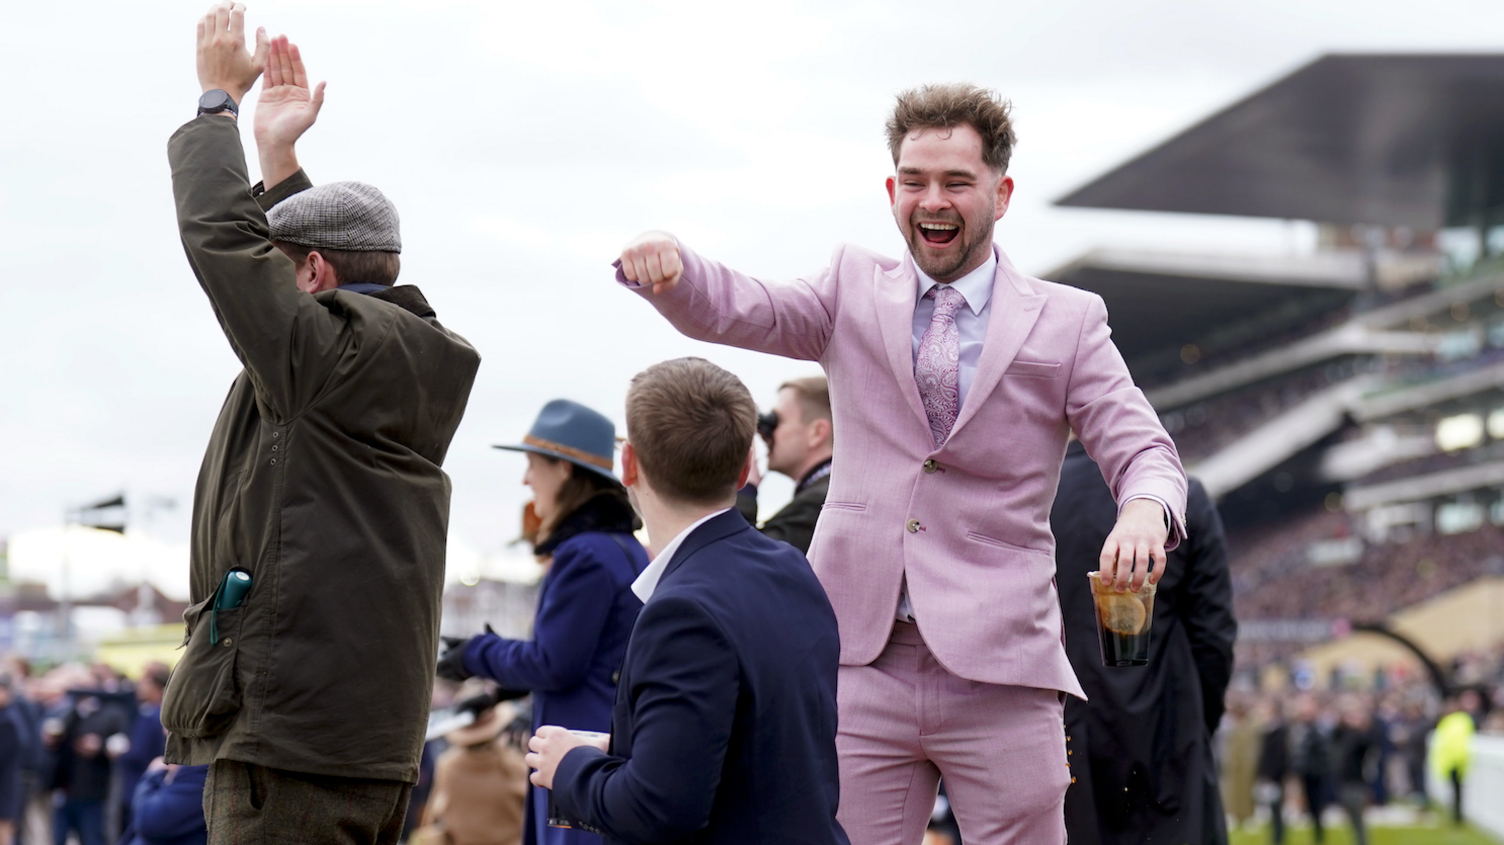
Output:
top-left (436, 636), bottom-right (473, 683)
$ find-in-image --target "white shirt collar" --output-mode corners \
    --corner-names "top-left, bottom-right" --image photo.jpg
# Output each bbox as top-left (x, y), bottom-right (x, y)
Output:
top-left (630, 508), bottom-right (731, 603)
top-left (913, 249), bottom-right (997, 316)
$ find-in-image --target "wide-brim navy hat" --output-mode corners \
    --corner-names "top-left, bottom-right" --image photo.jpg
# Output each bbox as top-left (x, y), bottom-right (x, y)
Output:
top-left (494, 399), bottom-right (619, 482)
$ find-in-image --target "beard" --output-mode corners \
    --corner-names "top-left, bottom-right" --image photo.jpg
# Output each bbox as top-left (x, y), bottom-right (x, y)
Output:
top-left (905, 208), bottom-right (996, 282)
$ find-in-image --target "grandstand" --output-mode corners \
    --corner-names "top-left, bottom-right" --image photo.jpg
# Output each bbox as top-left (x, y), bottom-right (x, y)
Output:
top-left (1051, 54), bottom-right (1504, 687)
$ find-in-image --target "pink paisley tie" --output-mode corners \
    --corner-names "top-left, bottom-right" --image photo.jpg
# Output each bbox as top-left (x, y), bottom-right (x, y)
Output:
top-left (916, 285), bottom-right (965, 447)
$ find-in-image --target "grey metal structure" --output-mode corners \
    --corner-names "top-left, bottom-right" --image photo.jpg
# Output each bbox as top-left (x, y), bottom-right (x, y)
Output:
top-left (1056, 54), bottom-right (1504, 229)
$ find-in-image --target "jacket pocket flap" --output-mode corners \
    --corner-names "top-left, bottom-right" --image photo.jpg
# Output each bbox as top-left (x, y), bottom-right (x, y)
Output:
top-left (1004, 360), bottom-right (1061, 379)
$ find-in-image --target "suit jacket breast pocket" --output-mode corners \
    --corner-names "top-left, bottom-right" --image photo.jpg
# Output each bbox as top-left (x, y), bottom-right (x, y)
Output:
top-left (1004, 360), bottom-right (1061, 379)
top-left (161, 596), bottom-right (247, 739)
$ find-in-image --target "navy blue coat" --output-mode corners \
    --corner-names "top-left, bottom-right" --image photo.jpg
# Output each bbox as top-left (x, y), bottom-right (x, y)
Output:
top-left (553, 510), bottom-right (848, 845)
top-left (121, 764), bottom-right (208, 845)
top-left (464, 526), bottom-right (647, 845)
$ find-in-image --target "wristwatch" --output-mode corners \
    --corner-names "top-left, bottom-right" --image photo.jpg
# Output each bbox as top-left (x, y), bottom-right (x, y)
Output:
top-left (197, 89), bottom-right (239, 117)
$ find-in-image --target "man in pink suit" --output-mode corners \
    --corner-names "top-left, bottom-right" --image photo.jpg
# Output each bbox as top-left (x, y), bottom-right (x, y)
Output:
top-left (614, 84), bottom-right (1187, 844)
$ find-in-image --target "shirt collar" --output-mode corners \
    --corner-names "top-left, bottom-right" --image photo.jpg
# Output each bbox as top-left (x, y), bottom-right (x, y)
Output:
top-left (913, 248), bottom-right (997, 316)
top-left (630, 508), bottom-right (731, 603)
top-left (336, 281), bottom-right (390, 295)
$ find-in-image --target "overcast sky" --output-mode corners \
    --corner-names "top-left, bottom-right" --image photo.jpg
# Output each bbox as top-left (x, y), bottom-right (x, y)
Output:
top-left (4, 0), bottom-right (1503, 598)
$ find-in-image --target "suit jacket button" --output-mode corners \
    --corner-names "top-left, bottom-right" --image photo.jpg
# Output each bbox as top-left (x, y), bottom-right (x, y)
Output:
top-left (923, 459), bottom-right (939, 473)
top-left (906, 519), bottom-right (921, 533)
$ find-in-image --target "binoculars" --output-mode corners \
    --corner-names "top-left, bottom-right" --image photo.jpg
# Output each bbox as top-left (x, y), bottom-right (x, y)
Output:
top-left (756, 410), bottom-right (778, 443)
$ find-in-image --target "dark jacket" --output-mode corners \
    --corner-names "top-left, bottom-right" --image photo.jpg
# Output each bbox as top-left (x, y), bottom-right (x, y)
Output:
top-left (553, 510), bottom-right (848, 845)
top-left (0, 704), bottom-right (21, 821)
top-left (1335, 723), bottom-right (1379, 786)
top-left (161, 117), bottom-right (481, 783)
top-left (462, 493), bottom-right (648, 845)
top-left (118, 702), bottom-right (165, 815)
top-left (1258, 722), bottom-right (1290, 782)
top-left (50, 694), bottom-right (131, 803)
top-left (1053, 441), bottom-right (1237, 845)
top-left (121, 764), bottom-right (209, 845)
top-left (735, 461), bottom-right (831, 555)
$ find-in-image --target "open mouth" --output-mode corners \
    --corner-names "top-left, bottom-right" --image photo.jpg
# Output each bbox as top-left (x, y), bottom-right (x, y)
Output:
top-left (917, 221), bottom-right (959, 246)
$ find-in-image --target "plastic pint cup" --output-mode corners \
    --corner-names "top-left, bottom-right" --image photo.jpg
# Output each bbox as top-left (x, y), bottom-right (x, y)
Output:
top-left (1087, 572), bottom-right (1157, 667)
top-left (547, 731), bottom-right (610, 830)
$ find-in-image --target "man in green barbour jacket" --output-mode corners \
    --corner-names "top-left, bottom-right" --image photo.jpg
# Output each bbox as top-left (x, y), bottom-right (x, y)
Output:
top-left (162, 5), bottom-right (480, 842)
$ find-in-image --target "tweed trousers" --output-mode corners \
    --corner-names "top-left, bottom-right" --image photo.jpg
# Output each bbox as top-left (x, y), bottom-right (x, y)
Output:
top-left (204, 760), bottom-right (412, 845)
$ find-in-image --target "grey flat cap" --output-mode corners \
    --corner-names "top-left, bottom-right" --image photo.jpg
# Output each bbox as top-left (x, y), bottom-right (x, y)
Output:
top-left (267, 181), bottom-right (402, 253)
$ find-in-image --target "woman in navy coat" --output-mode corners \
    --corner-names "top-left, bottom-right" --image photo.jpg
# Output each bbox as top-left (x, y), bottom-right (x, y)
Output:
top-left (440, 400), bottom-right (647, 845)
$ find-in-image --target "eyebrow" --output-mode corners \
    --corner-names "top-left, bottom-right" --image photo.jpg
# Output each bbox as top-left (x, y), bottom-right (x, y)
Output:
top-left (897, 167), bottom-right (978, 179)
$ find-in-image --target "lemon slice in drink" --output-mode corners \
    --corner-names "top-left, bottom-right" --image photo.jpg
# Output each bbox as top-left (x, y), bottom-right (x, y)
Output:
top-left (1098, 593), bottom-right (1147, 635)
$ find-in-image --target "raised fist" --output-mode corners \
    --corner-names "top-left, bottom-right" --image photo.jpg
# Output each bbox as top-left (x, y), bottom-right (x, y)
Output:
top-left (619, 231), bottom-right (683, 295)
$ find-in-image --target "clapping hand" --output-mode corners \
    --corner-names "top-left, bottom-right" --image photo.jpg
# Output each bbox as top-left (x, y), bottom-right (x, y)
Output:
top-left (254, 35), bottom-right (325, 189)
top-left (255, 36), bottom-right (325, 153)
top-left (196, 2), bottom-right (269, 107)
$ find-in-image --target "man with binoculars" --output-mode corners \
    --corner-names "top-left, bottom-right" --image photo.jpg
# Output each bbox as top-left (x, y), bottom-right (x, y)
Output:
top-left (736, 376), bottom-right (834, 554)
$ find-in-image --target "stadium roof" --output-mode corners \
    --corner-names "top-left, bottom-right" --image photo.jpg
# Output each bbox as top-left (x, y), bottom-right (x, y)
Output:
top-left (1056, 54), bottom-right (1504, 228)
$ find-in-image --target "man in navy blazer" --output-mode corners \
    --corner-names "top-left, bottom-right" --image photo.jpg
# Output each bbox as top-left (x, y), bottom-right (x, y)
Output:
top-left (526, 357), bottom-right (849, 845)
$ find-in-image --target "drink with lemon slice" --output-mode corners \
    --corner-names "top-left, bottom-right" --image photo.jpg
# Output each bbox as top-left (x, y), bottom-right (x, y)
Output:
top-left (1087, 572), bottom-right (1157, 667)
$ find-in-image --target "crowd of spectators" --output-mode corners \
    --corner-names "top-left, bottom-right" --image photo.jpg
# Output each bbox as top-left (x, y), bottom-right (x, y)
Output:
top-left (0, 658), bottom-right (205, 845)
top-left (1162, 359), bottom-right (1369, 463)
top-left (1217, 644), bottom-right (1504, 841)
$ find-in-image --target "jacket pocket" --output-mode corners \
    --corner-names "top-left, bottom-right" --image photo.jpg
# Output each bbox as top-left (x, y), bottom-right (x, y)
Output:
top-left (820, 501), bottom-right (867, 512)
top-left (161, 596), bottom-right (246, 739)
top-left (966, 531), bottom-right (1048, 555)
top-left (1004, 360), bottom-right (1061, 379)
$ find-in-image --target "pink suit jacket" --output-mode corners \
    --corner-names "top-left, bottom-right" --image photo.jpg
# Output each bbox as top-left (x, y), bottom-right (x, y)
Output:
top-left (623, 242), bottom-right (1187, 697)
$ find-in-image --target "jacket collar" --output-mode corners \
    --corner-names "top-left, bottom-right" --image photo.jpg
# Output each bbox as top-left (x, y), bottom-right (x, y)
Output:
top-left (369, 285), bottom-right (437, 319)
top-left (659, 508), bottom-right (752, 587)
top-left (873, 245), bottom-right (1045, 447)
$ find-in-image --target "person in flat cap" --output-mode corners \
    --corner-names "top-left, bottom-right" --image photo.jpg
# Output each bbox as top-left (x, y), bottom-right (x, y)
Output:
top-left (436, 399), bottom-right (648, 845)
top-left (162, 6), bottom-right (480, 843)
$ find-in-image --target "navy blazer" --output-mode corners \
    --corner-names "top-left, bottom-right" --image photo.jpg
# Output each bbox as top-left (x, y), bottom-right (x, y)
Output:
top-left (553, 510), bottom-right (848, 845)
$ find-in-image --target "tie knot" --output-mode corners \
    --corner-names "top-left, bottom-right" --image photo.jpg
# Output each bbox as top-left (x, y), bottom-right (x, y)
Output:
top-left (926, 284), bottom-right (965, 316)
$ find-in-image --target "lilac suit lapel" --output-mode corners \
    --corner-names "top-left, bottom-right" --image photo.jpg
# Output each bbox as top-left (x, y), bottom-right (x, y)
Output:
top-left (872, 260), bottom-right (933, 436)
top-left (949, 250), bottom-right (1046, 438)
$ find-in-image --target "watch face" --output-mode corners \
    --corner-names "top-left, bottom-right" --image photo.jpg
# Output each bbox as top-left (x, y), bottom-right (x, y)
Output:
top-left (199, 90), bottom-right (231, 112)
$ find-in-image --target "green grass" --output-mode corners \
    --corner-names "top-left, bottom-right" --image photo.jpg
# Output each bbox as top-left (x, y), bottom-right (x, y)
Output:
top-left (1229, 824), bottom-right (1499, 845)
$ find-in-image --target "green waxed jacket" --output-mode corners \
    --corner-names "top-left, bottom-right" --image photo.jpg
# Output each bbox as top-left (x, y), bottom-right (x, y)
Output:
top-left (161, 116), bottom-right (480, 783)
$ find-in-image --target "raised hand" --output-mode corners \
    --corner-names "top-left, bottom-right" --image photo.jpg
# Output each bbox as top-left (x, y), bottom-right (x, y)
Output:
top-left (254, 35), bottom-right (325, 189)
top-left (255, 36), bottom-right (325, 151)
top-left (619, 231), bottom-right (684, 295)
top-left (195, 2), bottom-right (269, 105)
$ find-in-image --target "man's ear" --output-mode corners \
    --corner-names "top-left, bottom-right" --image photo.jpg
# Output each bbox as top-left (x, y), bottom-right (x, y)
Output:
top-left (737, 451), bottom-right (752, 489)
top-left (885, 175), bottom-right (897, 207)
top-left (621, 443), bottom-right (638, 488)
top-left (306, 250), bottom-right (339, 293)
top-left (994, 174), bottom-right (1014, 221)
top-left (808, 419), bottom-right (832, 450)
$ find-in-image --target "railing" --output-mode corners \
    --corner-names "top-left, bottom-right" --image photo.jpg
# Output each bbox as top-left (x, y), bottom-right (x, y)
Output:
top-left (1428, 734), bottom-right (1504, 841)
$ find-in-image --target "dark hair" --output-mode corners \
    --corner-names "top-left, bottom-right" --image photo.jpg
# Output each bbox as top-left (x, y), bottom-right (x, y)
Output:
top-left (274, 241), bottom-right (402, 286)
top-left (886, 83), bottom-right (1017, 174)
top-left (529, 460), bottom-right (629, 547)
top-left (627, 358), bottom-right (756, 506)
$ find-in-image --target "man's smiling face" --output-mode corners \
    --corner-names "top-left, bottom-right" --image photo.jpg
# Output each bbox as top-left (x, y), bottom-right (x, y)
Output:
top-left (886, 123), bottom-right (1013, 283)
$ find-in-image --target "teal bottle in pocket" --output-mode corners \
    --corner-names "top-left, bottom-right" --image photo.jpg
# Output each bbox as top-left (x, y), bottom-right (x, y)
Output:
top-left (209, 569), bottom-right (252, 645)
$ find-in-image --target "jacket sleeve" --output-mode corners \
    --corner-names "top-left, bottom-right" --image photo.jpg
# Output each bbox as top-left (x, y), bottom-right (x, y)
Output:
top-left (1179, 480), bottom-right (1237, 734)
top-left (1066, 293), bottom-right (1188, 548)
top-left (756, 485), bottom-right (824, 554)
top-left (615, 241), bottom-right (837, 362)
top-left (553, 596), bottom-right (738, 843)
top-left (167, 116), bottom-right (359, 420)
top-left (463, 540), bottom-right (620, 692)
top-left (133, 769), bottom-right (208, 840)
